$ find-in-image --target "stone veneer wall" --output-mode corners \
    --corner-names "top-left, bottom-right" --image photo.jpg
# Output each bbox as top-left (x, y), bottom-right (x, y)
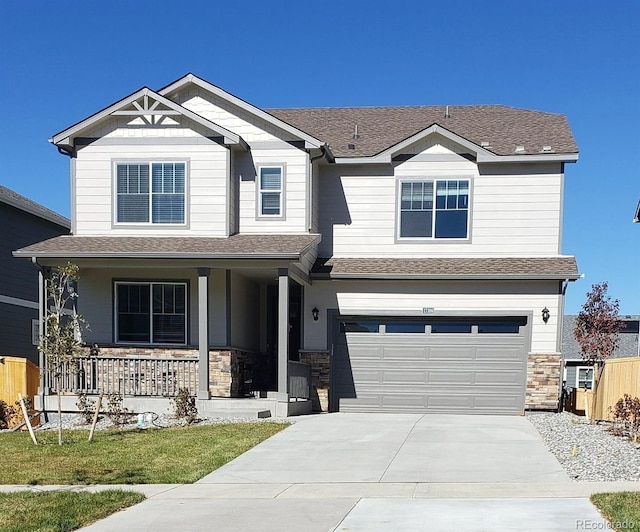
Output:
top-left (81, 345), bottom-right (256, 398)
top-left (299, 350), bottom-right (330, 412)
top-left (526, 353), bottom-right (561, 410)
top-left (208, 349), bottom-right (257, 398)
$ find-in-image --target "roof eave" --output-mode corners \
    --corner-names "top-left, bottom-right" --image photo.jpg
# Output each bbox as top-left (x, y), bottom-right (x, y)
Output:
top-left (476, 152), bottom-right (579, 163)
top-left (13, 251), bottom-right (303, 261)
top-left (313, 273), bottom-right (581, 281)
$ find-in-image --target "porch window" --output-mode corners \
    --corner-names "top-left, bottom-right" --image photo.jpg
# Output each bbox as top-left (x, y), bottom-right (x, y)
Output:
top-left (116, 162), bottom-right (186, 224)
top-left (399, 179), bottom-right (469, 239)
top-left (258, 166), bottom-right (283, 217)
top-left (115, 282), bottom-right (187, 344)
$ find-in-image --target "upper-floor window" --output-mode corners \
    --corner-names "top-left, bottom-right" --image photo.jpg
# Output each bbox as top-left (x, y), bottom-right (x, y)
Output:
top-left (399, 179), bottom-right (469, 239)
top-left (116, 162), bottom-right (186, 224)
top-left (258, 166), bottom-right (284, 217)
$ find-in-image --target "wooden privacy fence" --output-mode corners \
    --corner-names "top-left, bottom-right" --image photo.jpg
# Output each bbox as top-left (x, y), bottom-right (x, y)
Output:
top-left (0, 356), bottom-right (39, 406)
top-left (567, 357), bottom-right (640, 420)
top-left (594, 357), bottom-right (640, 420)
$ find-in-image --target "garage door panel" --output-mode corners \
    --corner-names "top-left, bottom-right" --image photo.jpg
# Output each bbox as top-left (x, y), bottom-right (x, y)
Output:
top-left (428, 346), bottom-right (476, 361)
top-left (333, 316), bottom-right (528, 415)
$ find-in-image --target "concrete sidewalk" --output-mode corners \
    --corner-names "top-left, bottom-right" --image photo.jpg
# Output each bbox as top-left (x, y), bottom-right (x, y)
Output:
top-left (4, 414), bottom-right (636, 530)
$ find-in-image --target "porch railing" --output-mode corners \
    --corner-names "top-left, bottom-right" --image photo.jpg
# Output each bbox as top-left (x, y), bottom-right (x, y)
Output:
top-left (46, 357), bottom-right (199, 397)
top-left (288, 360), bottom-right (311, 400)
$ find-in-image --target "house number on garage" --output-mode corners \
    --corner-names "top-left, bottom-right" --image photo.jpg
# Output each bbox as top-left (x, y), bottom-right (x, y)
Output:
top-left (422, 307), bottom-right (435, 314)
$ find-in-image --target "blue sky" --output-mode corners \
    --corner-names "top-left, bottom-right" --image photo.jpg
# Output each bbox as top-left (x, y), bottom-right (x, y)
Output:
top-left (0, 1), bottom-right (638, 314)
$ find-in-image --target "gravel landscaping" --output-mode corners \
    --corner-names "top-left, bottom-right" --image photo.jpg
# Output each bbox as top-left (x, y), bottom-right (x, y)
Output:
top-left (32, 412), bottom-right (290, 432)
top-left (527, 411), bottom-right (640, 482)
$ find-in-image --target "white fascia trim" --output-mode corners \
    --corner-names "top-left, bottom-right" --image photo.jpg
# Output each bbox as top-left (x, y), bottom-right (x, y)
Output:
top-left (633, 200), bottom-right (640, 223)
top-left (476, 153), bottom-right (579, 163)
top-left (158, 74), bottom-right (326, 151)
top-left (335, 124), bottom-right (494, 165)
top-left (51, 88), bottom-right (248, 151)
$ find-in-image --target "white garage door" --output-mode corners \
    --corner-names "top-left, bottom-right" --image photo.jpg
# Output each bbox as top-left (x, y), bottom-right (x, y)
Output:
top-left (331, 317), bottom-right (528, 415)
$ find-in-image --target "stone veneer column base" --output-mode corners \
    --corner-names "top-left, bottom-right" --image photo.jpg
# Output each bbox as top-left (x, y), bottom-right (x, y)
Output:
top-left (299, 350), bottom-right (330, 412)
top-left (526, 353), bottom-right (561, 411)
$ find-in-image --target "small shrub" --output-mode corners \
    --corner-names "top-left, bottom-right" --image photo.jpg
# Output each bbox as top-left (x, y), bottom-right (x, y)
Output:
top-left (609, 394), bottom-right (640, 442)
top-left (172, 388), bottom-right (199, 424)
top-left (75, 391), bottom-right (96, 424)
top-left (0, 401), bottom-right (16, 429)
top-left (106, 393), bottom-right (132, 427)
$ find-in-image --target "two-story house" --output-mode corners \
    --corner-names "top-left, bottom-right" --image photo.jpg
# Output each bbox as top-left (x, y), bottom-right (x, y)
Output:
top-left (1, 186), bottom-right (70, 364)
top-left (15, 73), bottom-right (579, 416)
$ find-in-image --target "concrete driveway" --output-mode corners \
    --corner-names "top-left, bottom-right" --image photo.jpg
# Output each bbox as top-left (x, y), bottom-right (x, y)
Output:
top-left (198, 413), bottom-right (569, 484)
top-left (80, 413), bottom-right (620, 531)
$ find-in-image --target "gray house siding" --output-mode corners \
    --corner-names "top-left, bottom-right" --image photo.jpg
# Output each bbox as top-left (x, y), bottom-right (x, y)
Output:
top-left (0, 198), bottom-right (69, 363)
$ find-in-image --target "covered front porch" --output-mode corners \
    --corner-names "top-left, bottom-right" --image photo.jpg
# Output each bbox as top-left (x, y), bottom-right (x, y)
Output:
top-left (16, 234), bottom-right (320, 417)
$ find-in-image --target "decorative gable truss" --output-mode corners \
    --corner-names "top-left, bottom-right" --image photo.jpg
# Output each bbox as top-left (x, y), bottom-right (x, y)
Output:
top-left (50, 87), bottom-right (249, 154)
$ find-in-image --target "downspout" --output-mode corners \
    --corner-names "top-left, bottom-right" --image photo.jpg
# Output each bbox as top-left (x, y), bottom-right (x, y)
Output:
top-left (557, 278), bottom-right (571, 412)
top-left (307, 146), bottom-right (327, 232)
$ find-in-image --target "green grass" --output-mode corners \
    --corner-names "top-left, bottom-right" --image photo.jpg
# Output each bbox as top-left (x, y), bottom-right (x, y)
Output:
top-left (0, 422), bottom-right (287, 485)
top-left (591, 492), bottom-right (640, 531)
top-left (0, 490), bottom-right (145, 532)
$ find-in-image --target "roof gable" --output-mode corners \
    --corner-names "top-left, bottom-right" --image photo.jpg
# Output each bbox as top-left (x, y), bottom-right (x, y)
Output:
top-left (268, 105), bottom-right (579, 162)
top-left (51, 87), bottom-right (248, 152)
top-left (158, 73), bottom-right (326, 151)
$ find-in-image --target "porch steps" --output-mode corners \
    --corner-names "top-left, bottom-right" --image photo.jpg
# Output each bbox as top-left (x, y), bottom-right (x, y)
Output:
top-left (197, 398), bottom-right (276, 420)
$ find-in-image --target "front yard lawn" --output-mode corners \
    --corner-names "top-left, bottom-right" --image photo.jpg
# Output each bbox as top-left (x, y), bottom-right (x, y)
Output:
top-left (0, 490), bottom-right (145, 532)
top-left (591, 492), bottom-right (640, 531)
top-left (0, 422), bottom-right (287, 485)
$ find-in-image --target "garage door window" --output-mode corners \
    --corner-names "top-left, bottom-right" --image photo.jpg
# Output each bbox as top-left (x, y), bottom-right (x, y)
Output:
top-left (385, 322), bottom-right (426, 333)
top-left (478, 321), bottom-right (522, 334)
top-left (431, 321), bottom-right (472, 334)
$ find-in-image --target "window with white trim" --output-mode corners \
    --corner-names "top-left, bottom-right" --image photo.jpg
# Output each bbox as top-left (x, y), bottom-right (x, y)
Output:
top-left (116, 162), bottom-right (186, 224)
top-left (576, 366), bottom-right (594, 390)
top-left (258, 166), bottom-right (283, 216)
top-left (115, 282), bottom-right (187, 344)
top-left (399, 179), bottom-right (469, 239)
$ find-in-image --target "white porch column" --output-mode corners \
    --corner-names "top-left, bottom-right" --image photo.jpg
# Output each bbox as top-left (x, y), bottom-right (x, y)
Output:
top-left (197, 268), bottom-right (210, 399)
top-left (277, 268), bottom-right (289, 403)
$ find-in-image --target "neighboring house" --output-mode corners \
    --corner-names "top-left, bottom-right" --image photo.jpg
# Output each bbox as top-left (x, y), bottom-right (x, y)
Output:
top-left (14, 73), bottom-right (580, 416)
top-left (562, 315), bottom-right (640, 391)
top-left (0, 186), bottom-right (70, 364)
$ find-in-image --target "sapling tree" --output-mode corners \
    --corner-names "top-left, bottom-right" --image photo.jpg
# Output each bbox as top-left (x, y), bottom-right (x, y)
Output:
top-left (573, 281), bottom-right (623, 424)
top-left (39, 262), bottom-right (87, 445)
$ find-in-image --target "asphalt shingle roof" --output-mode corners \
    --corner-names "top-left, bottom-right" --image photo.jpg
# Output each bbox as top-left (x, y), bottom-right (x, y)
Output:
top-left (268, 105), bottom-right (578, 158)
top-left (312, 256), bottom-right (579, 280)
top-left (14, 234), bottom-right (320, 259)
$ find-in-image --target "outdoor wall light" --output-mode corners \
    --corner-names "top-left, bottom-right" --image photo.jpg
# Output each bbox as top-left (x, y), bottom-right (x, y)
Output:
top-left (542, 307), bottom-right (550, 324)
top-left (312, 307), bottom-right (320, 321)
